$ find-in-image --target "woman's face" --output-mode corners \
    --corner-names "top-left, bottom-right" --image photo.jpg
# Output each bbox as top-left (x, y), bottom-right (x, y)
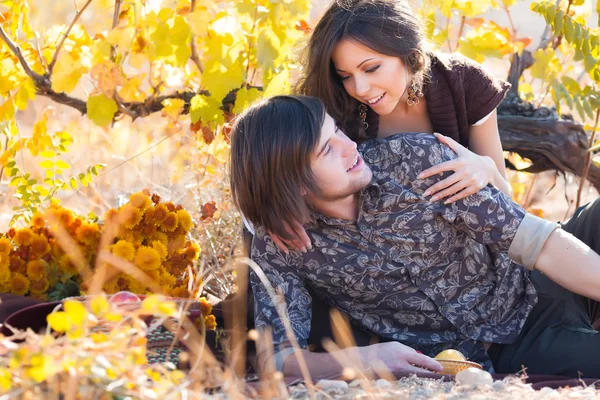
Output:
top-left (331, 39), bottom-right (410, 116)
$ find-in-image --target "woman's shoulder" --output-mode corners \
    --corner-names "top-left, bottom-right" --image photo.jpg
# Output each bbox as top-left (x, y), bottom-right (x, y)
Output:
top-left (430, 52), bottom-right (486, 74)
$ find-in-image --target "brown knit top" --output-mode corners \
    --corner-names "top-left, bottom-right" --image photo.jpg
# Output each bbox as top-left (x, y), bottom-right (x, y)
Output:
top-left (365, 52), bottom-right (511, 147)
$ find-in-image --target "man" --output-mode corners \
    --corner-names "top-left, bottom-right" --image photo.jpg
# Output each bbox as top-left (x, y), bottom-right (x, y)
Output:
top-left (229, 95), bottom-right (600, 379)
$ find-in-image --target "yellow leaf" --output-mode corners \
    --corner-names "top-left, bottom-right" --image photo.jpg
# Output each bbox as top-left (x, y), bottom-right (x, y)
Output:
top-left (162, 98), bottom-right (185, 120)
top-left (188, 5), bottom-right (212, 36)
top-left (64, 300), bottom-right (87, 325)
top-left (55, 160), bottom-right (71, 169)
top-left (47, 311), bottom-right (72, 333)
top-left (51, 53), bottom-right (85, 94)
top-left (233, 88), bottom-right (262, 114)
top-left (0, 368), bottom-right (11, 390)
top-left (87, 94), bottom-right (118, 127)
top-left (39, 160), bottom-right (54, 169)
top-left (90, 296), bottom-right (109, 317)
top-left (39, 150), bottom-right (55, 158)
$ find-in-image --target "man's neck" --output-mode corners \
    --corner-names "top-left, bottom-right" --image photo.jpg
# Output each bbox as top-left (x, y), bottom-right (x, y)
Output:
top-left (309, 193), bottom-right (360, 221)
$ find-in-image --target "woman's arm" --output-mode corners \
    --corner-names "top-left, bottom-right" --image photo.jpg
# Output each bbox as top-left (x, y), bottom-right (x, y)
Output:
top-left (468, 110), bottom-right (513, 197)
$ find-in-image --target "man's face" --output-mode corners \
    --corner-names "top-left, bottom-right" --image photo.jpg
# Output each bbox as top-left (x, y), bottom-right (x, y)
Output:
top-left (306, 114), bottom-right (373, 203)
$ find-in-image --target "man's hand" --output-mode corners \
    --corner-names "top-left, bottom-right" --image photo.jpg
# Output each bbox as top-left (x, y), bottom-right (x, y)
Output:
top-left (356, 342), bottom-right (443, 374)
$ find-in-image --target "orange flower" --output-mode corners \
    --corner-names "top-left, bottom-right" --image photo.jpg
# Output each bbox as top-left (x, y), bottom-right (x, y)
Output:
top-left (30, 276), bottom-right (50, 294)
top-left (26, 259), bottom-right (48, 281)
top-left (9, 273), bottom-right (30, 296)
top-left (134, 246), bottom-right (161, 271)
top-left (151, 204), bottom-right (169, 225)
top-left (0, 252), bottom-right (9, 270)
top-left (176, 209), bottom-right (193, 232)
top-left (0, 237), bottom-right (13, 254)
top-left (0, 266), bottom-right (10, 284)
top-left (76, 223), bottom-right (100, 247)
top-left (13, 228), bottom-right (34, 246)
top-left (150, 232), bottom-right (169, 246)
top-left (151, 194), bottom-right (161, 204)
top-left (9, 256), bottom-right (25, 274)
top-left (161, 212), bottom-right (179, 232)
top-left (111, 240), bottom-right (135, 261)
top-left (31, 212), bottom-right (46, 229)
top-left (129, 192), bottom-right (152, 210)
top-left (29, 234), bottom-right (51, 258)
top-left (58, 255), bottom-right (80, 276)
top-left (184, 242), bottom-right (201, 262)
top-left (160, 271), bottom-right (176, 289)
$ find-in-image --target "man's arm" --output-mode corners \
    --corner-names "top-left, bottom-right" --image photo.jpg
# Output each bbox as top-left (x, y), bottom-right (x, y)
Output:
top-left (282, 342), bottom-right (443, 380)
top-left (535, 228), bottom-right (600, 302)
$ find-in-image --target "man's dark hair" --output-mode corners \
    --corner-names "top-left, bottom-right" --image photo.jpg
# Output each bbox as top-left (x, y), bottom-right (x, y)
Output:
top-left (230, 95), bottom-right (326, 240)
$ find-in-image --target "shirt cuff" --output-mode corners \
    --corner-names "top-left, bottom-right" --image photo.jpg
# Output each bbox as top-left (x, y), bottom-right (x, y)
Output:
top-left (472, 111), bottom-right (494, 126)
top-left (508, 213), bottom-right (560, 270)
top-left (272, 347), bottom-right (297, 372)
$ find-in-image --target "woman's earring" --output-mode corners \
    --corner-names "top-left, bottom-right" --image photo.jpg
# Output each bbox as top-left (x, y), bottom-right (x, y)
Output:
top-left (358, 103), bottom-right (369, 130)
top-left (406, 80), bottom-right (423, 107)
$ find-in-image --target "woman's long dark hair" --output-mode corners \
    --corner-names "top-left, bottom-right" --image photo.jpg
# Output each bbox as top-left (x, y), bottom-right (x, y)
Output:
top-left (295, 0), bottom-right (431, 140)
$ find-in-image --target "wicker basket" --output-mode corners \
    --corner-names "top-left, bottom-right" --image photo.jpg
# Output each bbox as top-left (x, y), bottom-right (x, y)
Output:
top-left (436, 359), bottom-right (483, 375)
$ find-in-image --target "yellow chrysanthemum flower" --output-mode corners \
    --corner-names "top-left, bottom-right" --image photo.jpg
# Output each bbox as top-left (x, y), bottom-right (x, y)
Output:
top-left (9, 273), bottom-right (30, 296)
top-left (0, 237), bottom-right (12, 254)
top-left (102, 276), bottom-right (120, 294)
top-left (31, 212), bottom-right (46, 229)
top-left (150, 232), bottom-right (169, 247)
top-left (111, 240), bottom-right (135, 261)
top-left (151, 204), bottom-right (169, 226)
top-left (26, 259), bottom-right (48, 281)
top-left (75, 223), bottom-right (100, 247)
top-left (30, 276), bottom-right (50, 294)
top-left (9, 255), bottom-right (25, 274)
top-left (176, 209), bottom-right (193, 232)
top-left (171, 285), bottom-right (189, 299)
top-left (204, 314), bottom-right (217, 330)
top-left (160, 271), bottom-right (177, 289)
top-left (58, 255), bottom-right (80, 277)
top-left (167, 234), bottom-right (186, 254)
top-left (0, 266), bottom-right (11, 284)
top-left (144, 268), bottom-right (161, 284)
top-left (134, 246), bottom-right (161, 271)
top-left (161, 212), bottom-right (179, 232)
top-left (199, 297), bottom-right (213, 317)
top-left (151, 240), bottom-right (168, 260)
top-left (121, 204), bottom-right (143, 230)
top-left (54, 208), bottom-right (74, 227)
top-left (29, 234), bottom-right (51, 258)
top-left (0, 253), bottom-right (9, 270)
top-left (129, 192), bottom-right (152, 210)
top-left (184, 242), bottom-right (201, 262)
top-left (13, 228), bottom-right (34, 246)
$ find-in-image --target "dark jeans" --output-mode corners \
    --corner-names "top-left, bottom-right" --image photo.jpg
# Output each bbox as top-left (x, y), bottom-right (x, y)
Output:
top-left (488, 198), bottom-right (600, 377)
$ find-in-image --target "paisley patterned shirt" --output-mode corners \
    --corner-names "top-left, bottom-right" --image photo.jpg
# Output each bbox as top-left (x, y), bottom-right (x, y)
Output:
top-left (250, 133), bottom-right (541, 370)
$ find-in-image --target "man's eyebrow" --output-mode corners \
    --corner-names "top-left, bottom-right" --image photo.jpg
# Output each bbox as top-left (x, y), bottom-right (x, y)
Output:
top-left (335, 58), bottom-right (375, 72)
top-left (316, 138), bottom-right (331, 157)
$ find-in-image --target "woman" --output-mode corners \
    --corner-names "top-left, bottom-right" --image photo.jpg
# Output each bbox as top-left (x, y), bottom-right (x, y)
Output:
top-left (270, 0), bottom-right (513, 252)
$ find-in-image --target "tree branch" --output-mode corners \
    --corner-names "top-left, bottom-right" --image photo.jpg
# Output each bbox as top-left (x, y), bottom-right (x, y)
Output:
top-left (48, 0), bottom-right (94, 75)
top-left (112, 0), bottom-right (123, 29)
top-left (0, 24), bottom-right (47, 83)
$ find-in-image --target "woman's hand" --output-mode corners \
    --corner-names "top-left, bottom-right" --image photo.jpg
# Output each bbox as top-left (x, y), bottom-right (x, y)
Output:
top-left (269, 219), bottom-right (311, 254)
top-left (418, 133), bottom-right (497, 204)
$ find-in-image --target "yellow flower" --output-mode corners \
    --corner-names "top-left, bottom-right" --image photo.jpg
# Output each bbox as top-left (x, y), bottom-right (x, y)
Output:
top-left (0, 237), bottom-right (12, 254)
top-left (151, 204), bottom-right (169, 226)
top-left (0, 252), bottom-right (9, 271)
top-left (26, 259), bottom-right (48, 281)
top-left (13, 228), bottom-right (34, 246)
top-left (199, 297), bottom-right (213, 317)
top-left (58, 255), bottom-right (79, 277)
top-left (0, 265), bottom-right (11, 284)
top-left (29, 234), bottom-right (51, 258)
top-left (204, 314), bottom-right (217, 330)
top-left (176, 209), bottom-right (194, 232)
top-left (31, 212), bottom-right (46, 229)
top-left (151, 240), bottom-right (168, 260)
top-left (9, 255), bottom-right (25, 273)
top-left (129, 192), bottom-right (152, 210)
top-left (134, 246), bottom-right (161, 271)
top-left (30, 276), bottom-right (50, 294)
top-left (161, 212), bottom-right (179, 232)
top-left (171, 285), bottom-right (189, 299)
top-left (167, 234), bottom-right (186, 254)
top-left (151, 232), bottom-right (169, 246)
top-left (111, 240), bottom-right (135, 261)
top-left (102, 276), bottom-right (119, 294)
top-left (53, 207), bottom-right (74, 227)
top-left (184, 242), bottom-right (201, 262)
top-left (75, 222), bottom-right (100, 247)
top-left (9, 273), bottom-right (30, 295)
top-left (160, 271), bottom-right (177, 289)
top-left (121, 204), bottom-right (143, 229)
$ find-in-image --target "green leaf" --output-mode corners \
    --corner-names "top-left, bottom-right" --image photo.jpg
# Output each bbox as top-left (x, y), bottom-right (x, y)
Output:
top-left (553, 10), bottom-right (564, 36)
top-left (585, 55), bottom-right (597, 73)
top-left (87, 94), bottom-right (118, 127)
top-left (583, 98), bottom-right (595, 120)
top-left (574, 95), bottom-right (586, 120)
top-left (564, 17), bottom-right (574, 43)
top-left (69, 177), bottom-right (78, 189)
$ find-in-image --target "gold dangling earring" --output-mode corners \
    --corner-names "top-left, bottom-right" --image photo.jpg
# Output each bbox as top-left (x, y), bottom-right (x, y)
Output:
top-left (358, 103), bottom-right (369, 130)
top-left (406, 80), bottom-right (423, 107)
